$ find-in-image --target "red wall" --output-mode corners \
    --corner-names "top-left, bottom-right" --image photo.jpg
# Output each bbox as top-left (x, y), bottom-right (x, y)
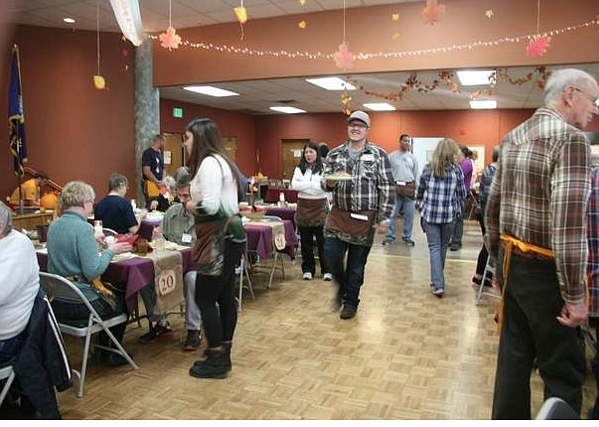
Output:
top-left (160, 98), bottom-right (256, 176)
top-left (0, 25), bottom-right (135, 201)
top-left (254, 110), bottom-right (599, 179)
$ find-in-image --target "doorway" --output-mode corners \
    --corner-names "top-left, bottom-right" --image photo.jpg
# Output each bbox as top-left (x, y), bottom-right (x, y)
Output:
top-left (281, 139), bottom-right (310, 180)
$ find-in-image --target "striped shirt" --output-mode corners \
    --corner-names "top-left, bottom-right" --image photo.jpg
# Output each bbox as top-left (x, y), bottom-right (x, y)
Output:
top-left (324, 141), bottom-right (395, 224)
top-left (485, 107), bottom-right (591, 304)
top-left (586, 167), bottom-right (599, 317)
top-left (417, 164), bottom-right (467, 224)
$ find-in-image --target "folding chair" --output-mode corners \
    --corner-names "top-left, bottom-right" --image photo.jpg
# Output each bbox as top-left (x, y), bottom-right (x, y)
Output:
top-left (0, 363), bottom-right (16, 406)
top-left (39, 272), bottom-right (138, 398)
top-left (237, 249), bottom-right (254, 312)
top-left (475, 235), bottom-right (501, 305)
top-left (262, 216), bottom-right (286, 288)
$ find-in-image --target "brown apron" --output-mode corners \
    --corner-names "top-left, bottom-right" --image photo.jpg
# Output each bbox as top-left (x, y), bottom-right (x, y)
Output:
top-left (396, 181), bottom-right (416, 199)
top-left (325, 207), bottom-right (375, 237)
top-left (296, 197), bottom-right (327, 227)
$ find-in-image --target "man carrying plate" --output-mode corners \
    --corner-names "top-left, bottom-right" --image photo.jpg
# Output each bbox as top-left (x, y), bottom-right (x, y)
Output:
top-left (323, 111), bottom-right (395, 320)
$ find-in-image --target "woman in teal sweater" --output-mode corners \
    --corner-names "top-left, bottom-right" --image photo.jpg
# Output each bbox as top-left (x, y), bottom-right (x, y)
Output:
top-left (47, 181), bottom-right (131, 367)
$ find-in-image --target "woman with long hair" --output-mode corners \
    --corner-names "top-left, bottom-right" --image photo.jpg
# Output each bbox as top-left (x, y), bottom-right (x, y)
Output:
top-left (291, 142), bottom-right (331, 281)
top-left (184, 118), bottom-right (246, 379)
top-left (417, 139), bottom-right (467, 297)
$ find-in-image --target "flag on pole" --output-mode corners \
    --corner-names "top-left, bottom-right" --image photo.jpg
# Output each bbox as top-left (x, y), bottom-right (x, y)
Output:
top-left (9, 44), bottom-right (27, 175)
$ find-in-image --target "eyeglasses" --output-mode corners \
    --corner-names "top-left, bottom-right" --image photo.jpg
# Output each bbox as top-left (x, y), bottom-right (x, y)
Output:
top-left (573, 87), bottom-right (599, 108)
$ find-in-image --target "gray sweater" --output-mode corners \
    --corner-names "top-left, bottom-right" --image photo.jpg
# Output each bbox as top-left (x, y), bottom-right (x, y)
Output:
top-left (47, 211), bottom-right (114, 279)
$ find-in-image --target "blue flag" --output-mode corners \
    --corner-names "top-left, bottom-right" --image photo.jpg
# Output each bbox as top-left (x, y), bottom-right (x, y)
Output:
top-left (8, 44), bottom-right (26, 175)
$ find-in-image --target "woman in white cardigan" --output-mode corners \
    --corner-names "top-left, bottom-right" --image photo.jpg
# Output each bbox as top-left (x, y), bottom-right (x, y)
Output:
top-left (291, 142), bottom-right (332, 281)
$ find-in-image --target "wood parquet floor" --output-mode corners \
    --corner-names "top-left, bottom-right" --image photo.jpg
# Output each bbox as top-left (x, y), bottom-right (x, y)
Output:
top-left (55, 221), bottom-right (597, 420)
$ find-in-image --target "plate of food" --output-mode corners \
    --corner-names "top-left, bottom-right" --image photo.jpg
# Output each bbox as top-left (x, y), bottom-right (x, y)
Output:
top-left (324, 171), bottom-right (353, 181)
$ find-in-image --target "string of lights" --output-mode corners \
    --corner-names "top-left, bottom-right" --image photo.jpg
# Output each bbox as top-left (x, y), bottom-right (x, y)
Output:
top-left (148, 19), bottom-right (598, 60)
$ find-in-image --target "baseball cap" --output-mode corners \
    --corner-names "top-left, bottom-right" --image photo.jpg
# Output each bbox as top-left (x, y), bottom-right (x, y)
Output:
top-left (347, 111), bottom-right (370, 128)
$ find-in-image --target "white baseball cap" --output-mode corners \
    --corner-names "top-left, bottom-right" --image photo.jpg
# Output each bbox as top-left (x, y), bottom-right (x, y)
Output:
top-left (347, 110), bottom-right (371, 128)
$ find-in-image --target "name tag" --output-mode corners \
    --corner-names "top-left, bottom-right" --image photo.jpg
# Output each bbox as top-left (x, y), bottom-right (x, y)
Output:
top-left (181, 233), bottom-right (192, 243)
top-left (397, 181), bottom-right (407, 186)
top-left (350, 213), bottom-right (369, 221)
top-left (361, 154), bottom-right (375, 162)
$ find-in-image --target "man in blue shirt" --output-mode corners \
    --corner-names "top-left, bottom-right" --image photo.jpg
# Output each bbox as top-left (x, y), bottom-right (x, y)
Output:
top-left (95, 173), bottom-right (144, 234)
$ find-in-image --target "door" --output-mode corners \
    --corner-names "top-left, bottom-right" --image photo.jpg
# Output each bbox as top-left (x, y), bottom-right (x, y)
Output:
top-left (412, 137), bottom-right (444, 176)
top-left (281, 139), bottom-right (310, 180)
top-left (222, 136), bottom-right (237, 163)
top-left (163, 133), bottom-right (184, 178)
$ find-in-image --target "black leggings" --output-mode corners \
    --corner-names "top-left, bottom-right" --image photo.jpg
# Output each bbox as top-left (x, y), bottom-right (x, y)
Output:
top-left (195, 240), bottom-right (244, 348)
top-left (475, 213), bottom-right (490, 276)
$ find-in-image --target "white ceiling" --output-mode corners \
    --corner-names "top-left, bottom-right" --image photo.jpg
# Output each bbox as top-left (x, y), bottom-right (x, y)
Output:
top-left (8, 0), bottom-right (426, 32)
top-left (160, 63), bottom-right (599, 113)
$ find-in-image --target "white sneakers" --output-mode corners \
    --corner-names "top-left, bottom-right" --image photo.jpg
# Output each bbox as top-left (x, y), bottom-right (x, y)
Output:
top-left (302, 272), bottom-right (313, 280)
top-left (323, 273), bottom-right (333, 281)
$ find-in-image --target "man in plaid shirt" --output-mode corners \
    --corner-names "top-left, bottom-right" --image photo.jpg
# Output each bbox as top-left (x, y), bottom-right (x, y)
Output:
top-left (323, 111), bottom-right (394, 320)
top-left (586, 166), bottom-right (599, 420)
top-left (486, 69), bottom-right (599, 419)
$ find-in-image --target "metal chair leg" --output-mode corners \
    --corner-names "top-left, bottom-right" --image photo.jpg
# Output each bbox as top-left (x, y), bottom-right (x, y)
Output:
top-left (77, 315), bottom-right (94, 398)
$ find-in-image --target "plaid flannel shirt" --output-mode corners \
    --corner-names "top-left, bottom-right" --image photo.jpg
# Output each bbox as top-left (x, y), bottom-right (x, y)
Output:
top-left (417, 164), bottom-right (467, 224)
top-left (479, 163), bottom-right (497, 214)
top-left (485, 107), bottom-right (591, 304)
top-left (324, 140), bottom-right (395, 225)
top-left (586, 167), bottom-right (599, 317)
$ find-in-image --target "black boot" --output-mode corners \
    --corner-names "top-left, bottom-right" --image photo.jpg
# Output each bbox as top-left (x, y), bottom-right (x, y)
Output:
top-left (222, 341), bottom-right (232, 372)
top-left (189, 347), bottom-right (228, 379)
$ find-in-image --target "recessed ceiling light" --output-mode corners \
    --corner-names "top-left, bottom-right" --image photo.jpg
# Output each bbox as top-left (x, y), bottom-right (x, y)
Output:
top-left (270, 106), bottom-right (306, 114)
top-left (457, 70), bottom-right (494, 86)
top-left (363, 103), bottom-right (396, 111)
top-left (183, 86), bottom-right (239, 97)
top-left (305, 77), bottom-right (356, 91)
top-left (63, 17), bottom-right (76, 24)
top-left (469, 100), bottom-right (497, 109)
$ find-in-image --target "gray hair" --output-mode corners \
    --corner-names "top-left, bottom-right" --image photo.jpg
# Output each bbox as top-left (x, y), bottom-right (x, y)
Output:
top-left (544, 68), bottom-right (597, 106)
top-left (60, 181), bottom-right (95, 210)
top-left (162, 175), bottom-right (176, 193)
top-left (174, 166), bottom-right (189, 183)
top-left (0, 201), bottom-right (13, 237)
top-left (108, 173), bottom-right (128, 192)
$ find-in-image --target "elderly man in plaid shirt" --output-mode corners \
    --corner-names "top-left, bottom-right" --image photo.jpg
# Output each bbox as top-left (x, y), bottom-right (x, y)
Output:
top-left (323, 111), bottom-right (395, 320)
top-left (486, 69), bottom-right (599, 419)
top-left (587, 166), bottom-right (599, 420)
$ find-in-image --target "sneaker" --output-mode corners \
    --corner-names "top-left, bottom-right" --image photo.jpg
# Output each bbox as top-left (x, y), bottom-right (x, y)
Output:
top-left (449, 243), bottom-right (461, 251)
top-left (382, 237), bottom-right (394, 246)
top-left (432, 288), bottom-right (444, 298)
top-left (140, 321), bottom-right (172, 343)
top-left (402, 239), bottom-right (415, 247)
top-left (323, 273), bottom-right (333, 281)
top-left (184, 330), bottom-right (201, 351)
top-left (340, 304), bottom-right (357, 319)
top-left (302, 272), bottom-right (313, 280)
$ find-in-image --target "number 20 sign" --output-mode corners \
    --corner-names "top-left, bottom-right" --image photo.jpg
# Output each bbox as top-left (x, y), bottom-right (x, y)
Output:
top-left (158, 269), bottom-right (176, 296)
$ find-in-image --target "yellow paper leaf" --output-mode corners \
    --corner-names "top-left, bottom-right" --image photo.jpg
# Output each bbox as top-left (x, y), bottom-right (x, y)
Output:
top-left (485, 10), bottom-right (494, 18)
top-left (234, 6), bottom-right (247, 24)
top-left (299, 0), bottom-right (307, 5)
top-left (298, 20), bottom-right (307, 29)
top-left (392, 13), bottom-right (400, 21)
top-left (392, 32), bottom-right (400, 40)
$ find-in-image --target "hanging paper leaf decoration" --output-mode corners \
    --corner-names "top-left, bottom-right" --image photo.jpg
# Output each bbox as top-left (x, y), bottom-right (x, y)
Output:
top-left (392, 13), bottom-right (400, 21)
top-left (392, 32), bottom-right (400, 40)
top-left (93, 75), bottom-right (106, 90)
top-left (298, 20), bottom-right (307, 29)
top-left (526, 35), bottom-right (551, 57)
top-left (333, 42), bottom-right (354, 70)
top-left (451, 83), bottom-right (459, 93)
top-left (421, 0), bottom-right (446, 25)
top-left (159, 26), bottom-right (182, 50)
top-left (299, 0), bottom-right (307, 5)
top-left (485, 10), bottom-right (494, 19)
top-left (341, 91), bottom-right (352, 116)
top-left (234, 6), bottom-right (248, 24)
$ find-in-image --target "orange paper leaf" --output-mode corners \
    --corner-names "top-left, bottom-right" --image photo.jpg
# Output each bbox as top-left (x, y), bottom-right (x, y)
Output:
top-left (526, 35), bottom-right (551, 58)
top-left (421, 0), bottom-right (446, 25)
top-left (159, 26), bottom-right (182, 51)
top-left (332, 42), bottom-right (354, 70)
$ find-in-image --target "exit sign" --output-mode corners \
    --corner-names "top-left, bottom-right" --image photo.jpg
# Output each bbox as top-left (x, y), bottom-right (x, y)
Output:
top-left (173, 107), bottom-right (183, 118)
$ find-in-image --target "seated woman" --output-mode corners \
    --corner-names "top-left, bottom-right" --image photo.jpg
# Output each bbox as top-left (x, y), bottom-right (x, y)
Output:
top-left (94, 173), bottom-right (146, 234)
top-left (0, 201), bottom-right (39, 365)
top-left (47, 181), bottom-right (132, 366)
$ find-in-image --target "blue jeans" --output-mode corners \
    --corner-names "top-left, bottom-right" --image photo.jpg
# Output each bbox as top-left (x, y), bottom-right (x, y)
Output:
top-left (386, 196), bottom-right (415, 241)
top-left (423, 220), bottom-right (455, 290)
top-left (324, 237), bottom-right (371, 308)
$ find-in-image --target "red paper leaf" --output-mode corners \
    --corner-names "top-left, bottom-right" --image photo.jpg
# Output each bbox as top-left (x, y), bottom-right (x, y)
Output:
top-left (421, 0), bottom-right (446, 25)
top-left (333, 42), bottom-right (354, 70)
top-left (159, 26), bottom-right (182, 51)
top-left (526, 35), bottom-right (551, 58)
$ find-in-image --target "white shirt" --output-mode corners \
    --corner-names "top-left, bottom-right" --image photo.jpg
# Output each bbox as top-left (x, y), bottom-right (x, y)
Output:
top-left (291, 166), bottom-right (327, 200)
top-left (190, 155), bottom-right (239, 216)
top-left (0, 229), bottom-right (40, 340)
